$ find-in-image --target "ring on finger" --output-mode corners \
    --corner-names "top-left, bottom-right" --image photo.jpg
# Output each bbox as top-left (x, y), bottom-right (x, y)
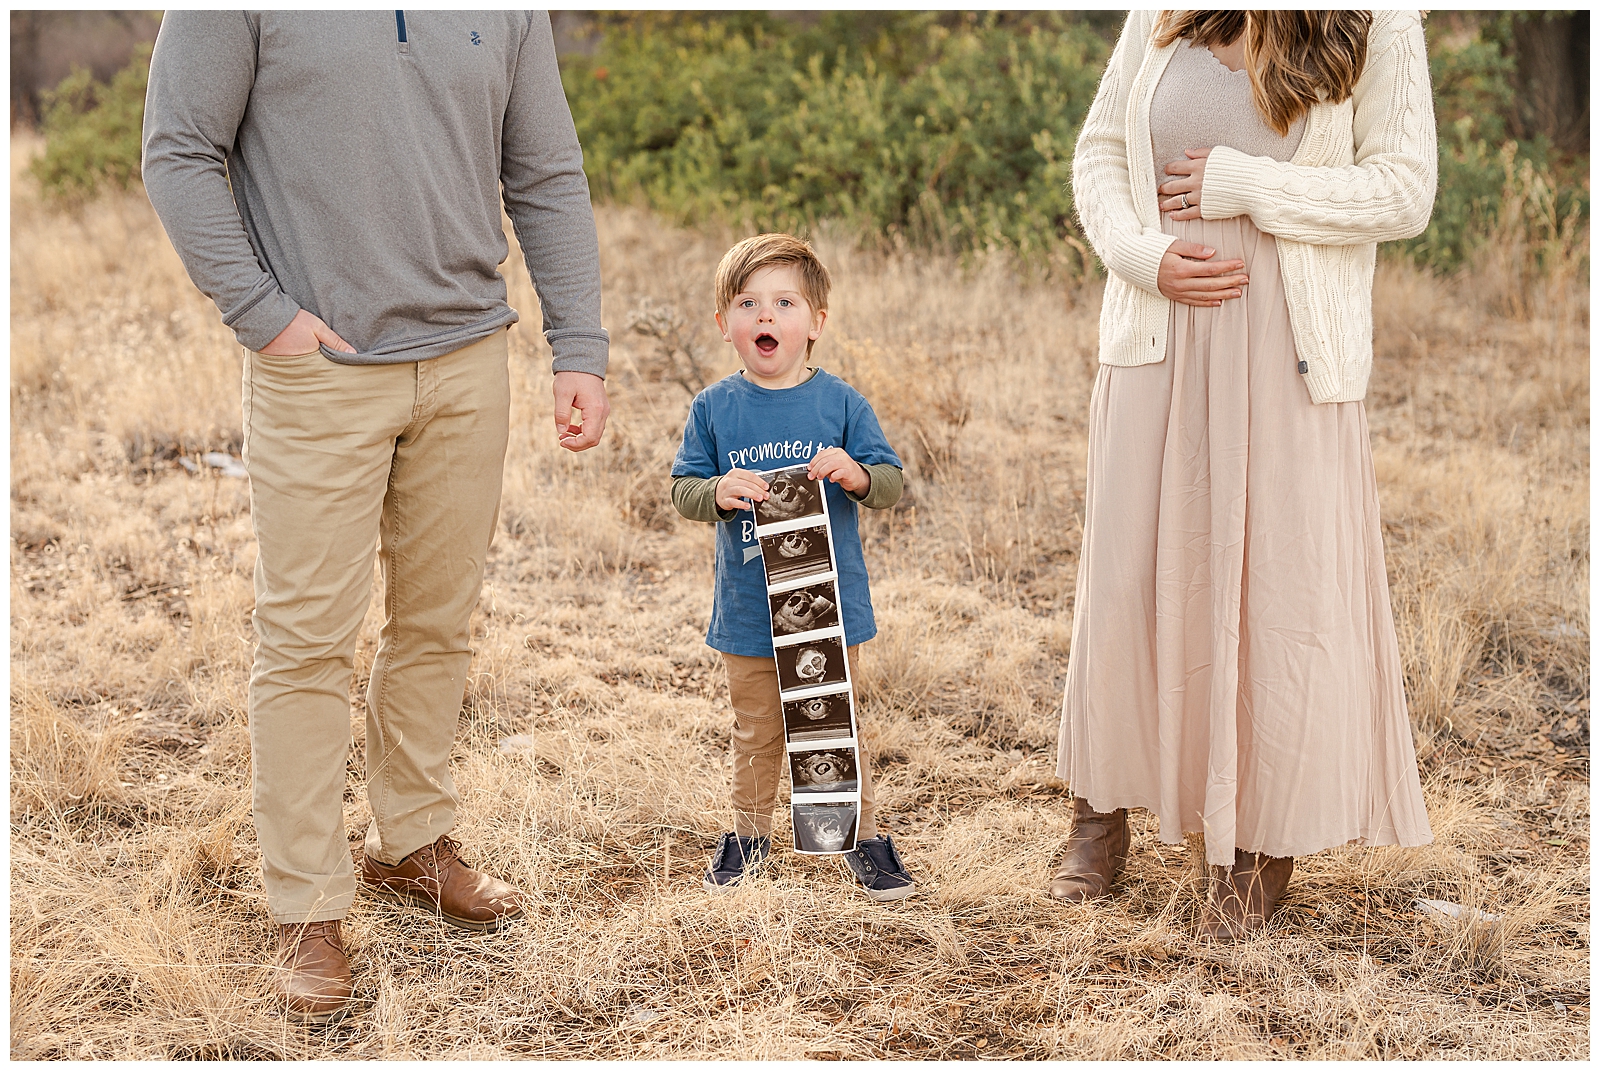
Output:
top-left (1180, 192), bottom-right (1190, 210)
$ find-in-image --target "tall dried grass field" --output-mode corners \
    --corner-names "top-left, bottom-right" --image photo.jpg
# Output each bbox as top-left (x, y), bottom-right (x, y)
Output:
top-left (9, 133), bottom-right (1590, 1058)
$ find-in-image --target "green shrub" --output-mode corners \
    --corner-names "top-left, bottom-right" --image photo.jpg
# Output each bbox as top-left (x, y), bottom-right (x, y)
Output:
top-left (1399, 21), bottom-right (1588, 273)
top-left (562, 13), bottom-right (1108, 273)
top-left (30, 43), bottom-right (151, 202)
top-left (25, 16), bottom-right (1587, 287)
top-left (566, 12), bottom-right (1587, 281)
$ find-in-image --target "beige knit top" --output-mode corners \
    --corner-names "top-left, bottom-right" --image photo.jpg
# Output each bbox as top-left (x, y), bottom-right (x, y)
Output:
top-left (1149, 40), bottom-right (1305, 191)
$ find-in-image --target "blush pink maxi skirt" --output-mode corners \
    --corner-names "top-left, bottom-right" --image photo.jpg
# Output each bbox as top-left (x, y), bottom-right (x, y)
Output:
top-left (1056, 213), bottom-right (1433, 866)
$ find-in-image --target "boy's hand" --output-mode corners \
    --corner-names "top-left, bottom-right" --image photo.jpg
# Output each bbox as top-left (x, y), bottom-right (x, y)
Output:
top-left (716, 469), bottom-right (770, 512)
top-left (809, 447), bottom-right (870, 496)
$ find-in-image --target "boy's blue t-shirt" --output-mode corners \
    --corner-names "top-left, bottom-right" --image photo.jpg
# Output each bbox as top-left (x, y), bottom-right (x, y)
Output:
top-left (672, 368), bottom-right (902, 658)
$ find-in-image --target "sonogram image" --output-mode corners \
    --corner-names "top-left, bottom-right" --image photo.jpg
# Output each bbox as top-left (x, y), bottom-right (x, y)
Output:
top-left (792, 802), bottom-right (858, 853)
top-left (758, 524), bottom-right (833, 585)
top-left (774, 634), bottom-right (848, 693)
top-left (768, 580), bottom-right (840, 637)
top-left (756, 462), bottom-right (862, 856)
top-left (782, 689), bottom-right (853, 743)
top-left (753, 465), bottom-right (823, 527)
top-left (789, 747), bottom-right (859, 794)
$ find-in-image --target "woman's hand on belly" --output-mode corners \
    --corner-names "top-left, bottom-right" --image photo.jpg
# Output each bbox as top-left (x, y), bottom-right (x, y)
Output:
top-left (1157, 240), bottom-right (1248, 308)
top-left (1159, 148), bottom-right (1211, 221)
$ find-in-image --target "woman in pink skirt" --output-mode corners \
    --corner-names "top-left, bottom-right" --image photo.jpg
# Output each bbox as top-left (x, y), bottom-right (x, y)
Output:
top-left (1055, 10), bottom-right (1438, 940)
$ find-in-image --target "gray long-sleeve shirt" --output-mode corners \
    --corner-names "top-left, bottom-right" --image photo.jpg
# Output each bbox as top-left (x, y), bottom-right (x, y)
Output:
top-left (142, 10), bottom-right (608, 373)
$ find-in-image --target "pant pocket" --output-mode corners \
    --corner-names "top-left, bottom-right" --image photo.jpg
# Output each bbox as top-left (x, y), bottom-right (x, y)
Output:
top-left (731, 707), bottom-right (785, 757)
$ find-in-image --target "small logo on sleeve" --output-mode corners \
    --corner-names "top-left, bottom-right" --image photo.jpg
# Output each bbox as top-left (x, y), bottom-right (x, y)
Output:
top-left (470, 31), bottom-right (481, 45)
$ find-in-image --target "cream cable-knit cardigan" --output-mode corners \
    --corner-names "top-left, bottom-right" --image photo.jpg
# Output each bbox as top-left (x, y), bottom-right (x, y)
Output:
top-left (1073, 10), bottom-right (1437, 403)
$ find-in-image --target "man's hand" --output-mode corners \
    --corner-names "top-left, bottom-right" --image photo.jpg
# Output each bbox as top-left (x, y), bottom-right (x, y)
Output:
top-left (553, 371), bottom-right (610, 452)
top-left (1157, 240), bottom-right (1248, 308)
top-left (808, 447), bottom-right (870, 496)
top-left (260, 308), bottom-right (355, 355)
top-left (715, 469), bottom-right (770, 513)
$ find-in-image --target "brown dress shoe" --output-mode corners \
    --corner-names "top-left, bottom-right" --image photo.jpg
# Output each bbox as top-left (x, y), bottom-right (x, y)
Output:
top-left (275, 919), bottom-right (353, 1024)
top-left (1048, 796), bottom-right (1130, 901)
top-left (360, 834), bottom-right (525, 932)
top-left (1200, 849), bottom-right (1294, 942)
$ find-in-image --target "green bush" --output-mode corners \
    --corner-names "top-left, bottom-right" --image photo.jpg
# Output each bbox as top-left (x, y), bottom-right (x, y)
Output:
top-left (561, 13), bottom-right (1108, 273)
top-left (1400, 21), bottom-right (1588, 273)
top-left (565, 12), bottom-right (1587, 280)
top-left (26, 16), bottom-right (1587, 285)
top-left (30, 43), bottom-right (151, 202)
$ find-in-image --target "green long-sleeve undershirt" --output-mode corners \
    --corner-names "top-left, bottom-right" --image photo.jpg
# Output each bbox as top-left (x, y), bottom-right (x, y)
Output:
top-left (671, 463), bottom-right (904, 523)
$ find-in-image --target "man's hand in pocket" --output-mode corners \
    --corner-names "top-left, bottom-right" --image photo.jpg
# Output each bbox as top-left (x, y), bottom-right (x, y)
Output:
top-left (261, 309), bottom-right (356, 355)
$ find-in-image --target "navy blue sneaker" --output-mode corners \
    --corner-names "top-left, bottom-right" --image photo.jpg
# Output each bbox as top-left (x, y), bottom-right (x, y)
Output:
top-left (844, 834), bottom-right (918, 902)
top-left (703, 832), bottom-right (772, 894)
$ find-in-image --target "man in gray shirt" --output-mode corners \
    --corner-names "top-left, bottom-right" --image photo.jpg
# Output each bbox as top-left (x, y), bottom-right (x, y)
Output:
top-left (143, 11), bottom-right (608, 1022)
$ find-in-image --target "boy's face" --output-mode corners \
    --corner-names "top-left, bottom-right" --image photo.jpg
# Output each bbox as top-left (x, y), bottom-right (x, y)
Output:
top-left (716, 263), bottom-right (826, 389)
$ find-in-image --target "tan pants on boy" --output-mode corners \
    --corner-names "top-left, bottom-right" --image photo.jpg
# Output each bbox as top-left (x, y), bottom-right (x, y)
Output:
top-left (243, 330), bottom-right (509, 923)
top-left (724, 646), bottom-right (877, 840)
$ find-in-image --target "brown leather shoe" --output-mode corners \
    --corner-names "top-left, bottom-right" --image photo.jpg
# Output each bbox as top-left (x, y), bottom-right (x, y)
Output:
top-left (1200, 849), bottom-right (1294, 942)
top-left (274, 919), bottom-right (353, 1024)
top-left (360, 834), bottom-right (525, 932)
top-left (1048, 796), bottom-right (1130, 901)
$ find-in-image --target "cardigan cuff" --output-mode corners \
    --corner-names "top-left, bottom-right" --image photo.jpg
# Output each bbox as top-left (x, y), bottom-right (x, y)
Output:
top-left (1116, 230), bottom-right (1180, 296)
top-left (1301, 365), bottom-right (1345, 405)
top-left (1199, 145), bottom-right (1263, 222)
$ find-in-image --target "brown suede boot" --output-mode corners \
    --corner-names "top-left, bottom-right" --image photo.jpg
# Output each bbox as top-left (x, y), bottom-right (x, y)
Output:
top-left (1200, 849), bottom-right (1294, 942)
top-left (1048, 796), bottom-right (1130, 901)
top-left (360, 834), bottom-right (526, 932)
top-left (274, 919), bottom-right (354, 1024)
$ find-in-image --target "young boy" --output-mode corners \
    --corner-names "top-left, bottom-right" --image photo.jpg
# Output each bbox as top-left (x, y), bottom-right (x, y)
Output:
top-left (671, 233), bottom-right (917, 901)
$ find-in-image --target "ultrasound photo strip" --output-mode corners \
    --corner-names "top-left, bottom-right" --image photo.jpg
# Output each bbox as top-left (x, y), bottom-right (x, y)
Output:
top-left (769, 579), bottom-right (842, 642)
top-left (792, 802), bottom-right (858, 854)
top-left (758, 524), bottom-right (835, 587)
top-left (753, 463), bottom-right (863, 855)
top-left (789, 745), bottom-right (860, 796)
top-left (782, 687), bottom-right (854, 744)
top-left (774, 633), bottom-right (850, 693)
top-left (752, 464), bottom-right (828, 536)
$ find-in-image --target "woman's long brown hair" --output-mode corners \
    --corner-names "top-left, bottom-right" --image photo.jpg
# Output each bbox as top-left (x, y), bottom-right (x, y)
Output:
top-left (1153, 11), bottom-right (1373, 135)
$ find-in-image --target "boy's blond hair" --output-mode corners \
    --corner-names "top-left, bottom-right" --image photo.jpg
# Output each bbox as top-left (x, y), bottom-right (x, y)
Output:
top-left (714, 233), bottom-right (831, 355)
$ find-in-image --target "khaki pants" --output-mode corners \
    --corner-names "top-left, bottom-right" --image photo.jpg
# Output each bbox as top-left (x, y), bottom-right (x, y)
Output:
top-left (724, 646), bottom-right (877, 841)
top-left (242, 331), bottom-right (510, 923)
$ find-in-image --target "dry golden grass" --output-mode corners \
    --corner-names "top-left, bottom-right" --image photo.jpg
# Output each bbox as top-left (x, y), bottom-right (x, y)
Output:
top-left (9, 132), bottom-right (1590, 1058)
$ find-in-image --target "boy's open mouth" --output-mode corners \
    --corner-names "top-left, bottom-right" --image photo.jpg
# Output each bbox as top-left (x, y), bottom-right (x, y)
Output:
top-left (753, 333), bottom-right (779, 356)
